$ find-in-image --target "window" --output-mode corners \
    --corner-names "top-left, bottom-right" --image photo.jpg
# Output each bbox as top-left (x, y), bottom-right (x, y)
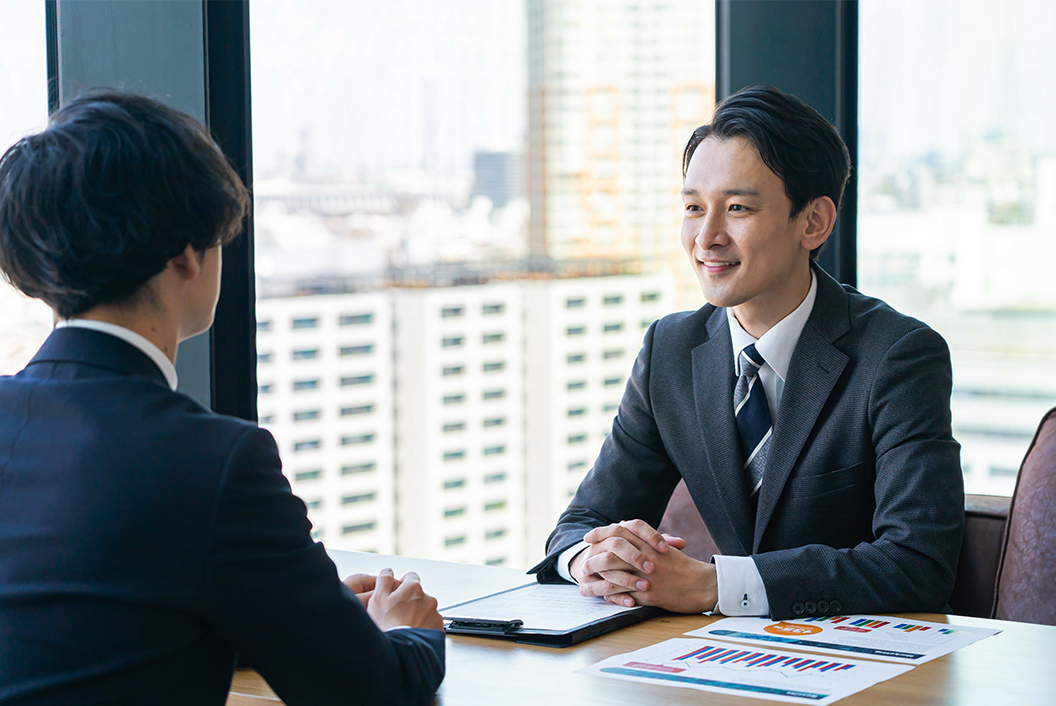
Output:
top-left (567, 408), bottom-right (586, 417)
top-left (306, 499), bottom-right (322, 510)
top-left (258, 383), bottom-right (274, 394)
top-left (603, 377), bottom-right (623, 387)
top-left (444, 507), bottom-right (466, 518)
top-left (442, 336), bottom-right (464, 347)
top-left (294, 469), bottom-right (321, 481)
top-left (484, 472), bottom-right (506, 484)
top-left (293, 440), bottom-right (321, 451)
top-left (339, 344), bottom-right (373, 356)
top-left (482, 361), bottom-right (505, 372)
top-left (340, 374), bottom-right (373, 386)
top-left (259, 414), bottom-right (274, 424)
top-left (603, 349), bottom-right (624, 360)
top-left (567, 434), bottom-right (587, 444)
top-left (257, 352), bottom-right (273, 363)
top-left (291, 316), bottom-right (319, 329)
top-left (483, 417), bottom-right (505, 428)
top-left (484, 500), bottom-right (507, 512)
top-left (442, 394), bottom-right (465, 405)
top-left (341, 433), bottom-right (375, 446)
top-left (293, 379), bottom-right (320, 391)
top-left (442, 365), bottom-right (465, 377)
top-left (483, 445), bottom-right (506, 456)
top-left (443, 421), bottom-right (466, 433)
top-left (441, 306), bottom-right (464, 318)
top-left (565, 297), bottom-right (586, 308)
top-left (292, 348), bottom-right (319, 360)
top-left (567, 353), bottom-right (586, 364)
top-left (339, 313), bottom-right (373, 326)
top-left (310, 529), bottom-right (323, 540)
top-left (567, 381), bottom-right (586, 391)
top-left (482, 303), bottom-right (505, 315)
top-left (341, 462), bottom-right (375, 475)
top-left (603, 294), bottom-right (623, 306)
top-left (641, 319), bottom-right (654, 329)
top-left (340, 403), bottom-right (374, 416)
top-left (342, 492), bottom-right (376, 505)
top-left (603, 403), bottom-right (619, 413)
top-left (641, 292), bottom-right (660, 303)
top-left (485, 528), bottom-right (507, 540)
top-left (443, 478), bottom-right (467, 490)
top-left (566, 326), bottom-right (586, 336)
top-left (482, 332), bottom-right (505, 344)
top-left (293, 409), bottom-right (321, 422)
top-left (483, 389), bottom-right (505, 400)
top-left (485, 557), bottom-right (506, 566)
top-left (444, 535), bottom-right (467, 547)
top-left (568, 460), bottom-right (588, 471)
top-left (443, 450), bottom-right (466, 461)
top-left (603, 322), bottom-right (624, 333)
top-left (343, 522), bottom-right (376, 534)
top-left (257, 319), bottom-right (273, 332)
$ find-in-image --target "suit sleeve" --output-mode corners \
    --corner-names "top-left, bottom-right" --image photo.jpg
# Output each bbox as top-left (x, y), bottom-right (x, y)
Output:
top-left (530, 321), bottom-right (683, 581)
top-left (753, 326), bottom-right (965, 618)
top-left (201, 426), bottom-right (444, 705)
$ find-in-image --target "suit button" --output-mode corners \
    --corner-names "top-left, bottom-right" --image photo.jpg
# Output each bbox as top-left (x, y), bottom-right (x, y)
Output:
top-left (791, 602), bottom-right (805, 616)
top-left (805, 601), bottom-right (817, 614)
top-left (830, 600), bottom-right (842, 613)
top-left (817, 600), bottom-right (829, 613)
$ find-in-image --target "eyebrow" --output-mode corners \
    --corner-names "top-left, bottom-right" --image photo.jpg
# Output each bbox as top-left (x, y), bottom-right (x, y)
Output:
top-left (680, 186), bottom-right (761, 197)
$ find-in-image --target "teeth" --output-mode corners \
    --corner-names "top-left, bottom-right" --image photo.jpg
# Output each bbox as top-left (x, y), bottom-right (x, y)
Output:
top-left (703, 261), bottom-right (739, 267)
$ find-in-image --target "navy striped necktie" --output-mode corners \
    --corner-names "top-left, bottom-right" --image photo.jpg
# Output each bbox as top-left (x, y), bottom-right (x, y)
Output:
top-left (734, 343), bottom-right (772, 502)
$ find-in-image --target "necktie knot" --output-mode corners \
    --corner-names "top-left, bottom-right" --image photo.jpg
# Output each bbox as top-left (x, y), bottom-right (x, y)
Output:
top-left (739, 344), bottom-right (765, 378)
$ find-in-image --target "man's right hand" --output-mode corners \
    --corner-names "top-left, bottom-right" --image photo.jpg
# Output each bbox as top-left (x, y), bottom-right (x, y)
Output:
top-left (366, 568), bottom-right (444, 631)
top-left (569, 520), bottom-right (686, 604)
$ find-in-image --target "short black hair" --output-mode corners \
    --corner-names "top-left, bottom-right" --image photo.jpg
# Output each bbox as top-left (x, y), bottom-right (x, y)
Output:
top-left (0, 90), bottom-right (249, 318)
top-left (682, 85), bottom-right (851, 260)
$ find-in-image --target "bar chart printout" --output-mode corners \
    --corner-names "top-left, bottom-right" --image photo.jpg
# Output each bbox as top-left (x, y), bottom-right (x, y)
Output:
top-left (687, 615), bottom-right (1001, 665)
top-left (580, 638), bottom-right (912, 706)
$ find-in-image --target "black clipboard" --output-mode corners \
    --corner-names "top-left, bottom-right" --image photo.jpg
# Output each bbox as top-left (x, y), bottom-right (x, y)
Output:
top-left (442, 582), bottom-right (663, 648)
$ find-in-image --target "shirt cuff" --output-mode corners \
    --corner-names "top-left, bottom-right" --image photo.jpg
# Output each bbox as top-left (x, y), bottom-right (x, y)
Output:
top-left (385, 625), bottom-right (412, 632)
top-left (714, 555), bottom-right (769, 616)
top-left (556, 541), bottom-right (591, 584)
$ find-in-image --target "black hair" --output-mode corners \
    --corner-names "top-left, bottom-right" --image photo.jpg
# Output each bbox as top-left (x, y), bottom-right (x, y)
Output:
top-left (0, 90), bottom-right (249, 318)
top-left (682, 85), bottom-right (851, 260)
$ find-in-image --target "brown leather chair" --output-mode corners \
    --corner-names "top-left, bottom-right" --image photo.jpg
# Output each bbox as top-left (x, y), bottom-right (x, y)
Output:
top-left (992, 406), bottom-right (1056, 626)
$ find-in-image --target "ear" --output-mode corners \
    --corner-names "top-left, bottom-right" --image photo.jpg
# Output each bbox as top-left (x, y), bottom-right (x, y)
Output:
top-left (166, 244), bottom-right (203, 283)
top-left (801, 196), bottom-right (837, 252)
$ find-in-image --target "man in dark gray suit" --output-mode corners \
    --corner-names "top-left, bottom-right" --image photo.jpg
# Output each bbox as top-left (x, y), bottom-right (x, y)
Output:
top-left (530, 85), bottom-right (964, 621)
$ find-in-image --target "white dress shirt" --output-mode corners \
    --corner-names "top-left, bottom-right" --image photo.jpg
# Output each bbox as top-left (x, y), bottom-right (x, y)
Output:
top-left (556, 270), bottom-right (818, 618)
top-left (54, 319), bottom-right (178, 391)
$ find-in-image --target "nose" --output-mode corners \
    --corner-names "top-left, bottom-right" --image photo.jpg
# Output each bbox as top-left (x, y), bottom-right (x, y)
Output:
top-left (695, 211), bottom-right (727, 251)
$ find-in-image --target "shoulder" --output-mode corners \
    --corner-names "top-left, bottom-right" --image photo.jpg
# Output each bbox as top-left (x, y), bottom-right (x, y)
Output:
top-left (651, 304), bottom-right (722, 349)
top-left (840, 285), bottom-right (947, 353)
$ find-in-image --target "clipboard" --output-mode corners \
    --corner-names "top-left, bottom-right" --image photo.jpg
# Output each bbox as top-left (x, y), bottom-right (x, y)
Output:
top-left (441, 581), bottom-right (662, 647)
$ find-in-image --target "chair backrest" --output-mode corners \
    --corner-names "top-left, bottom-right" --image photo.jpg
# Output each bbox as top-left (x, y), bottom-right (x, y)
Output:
top-left (992, 407), bottom-right (1056, 626)
top-left (949, 494), bottom-right (1010, 618)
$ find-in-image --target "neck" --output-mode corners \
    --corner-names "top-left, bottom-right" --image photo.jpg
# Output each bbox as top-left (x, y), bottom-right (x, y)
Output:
top-left (72, 306), bottom-right (180, 364)
top-left (731, 263), bottom-right (813, 339)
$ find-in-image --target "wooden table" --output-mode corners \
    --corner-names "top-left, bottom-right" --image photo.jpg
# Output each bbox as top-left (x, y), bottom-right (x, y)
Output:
top-left (227, 552), bottom-right (1056, 705)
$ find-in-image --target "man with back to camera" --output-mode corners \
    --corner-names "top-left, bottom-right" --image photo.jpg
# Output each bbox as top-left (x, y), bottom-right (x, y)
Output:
top-left (0, 92), bottom-right (445, 705)
top-left (530, 85), bottom-right (964, 620)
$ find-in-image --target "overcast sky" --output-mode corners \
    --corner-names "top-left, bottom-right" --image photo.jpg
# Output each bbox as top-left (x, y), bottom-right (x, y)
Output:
top-left (3, 0), bottom-right (1056, 176)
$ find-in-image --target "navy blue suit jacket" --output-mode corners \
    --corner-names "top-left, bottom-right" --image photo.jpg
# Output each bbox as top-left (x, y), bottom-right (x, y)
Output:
top-left (0, 328), bottom-right (444, 705)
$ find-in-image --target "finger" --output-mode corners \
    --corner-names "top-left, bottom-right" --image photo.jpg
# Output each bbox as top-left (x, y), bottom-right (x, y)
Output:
top-left (620, 519), bottom-right (669, 553)
top-left (342, 573), bottom-right (377, 593)
top-left (598, 569), bottom-right (650, 593)
top-left (662, 533), bottom-right (688, 550)
top-left (578, 578), bottom-right (633, 598)
top-left (595, 535), bottom-right (655, 574)
top-left (605, 593), bottom-right (638, 608)
top-left (355, 589), bottom-right (373, 606)
top-left (400, 571), bottom-right (421, 585)
top-left (583, 522), bottom-right (623, 544)
top-left (374, 567), bottom-right (395, 598)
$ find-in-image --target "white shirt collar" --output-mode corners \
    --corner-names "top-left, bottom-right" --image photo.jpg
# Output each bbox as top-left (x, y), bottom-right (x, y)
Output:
top-left (54, 319), bottom-right (179, 390)
top-left (726, 268), bottom-right (818, 381)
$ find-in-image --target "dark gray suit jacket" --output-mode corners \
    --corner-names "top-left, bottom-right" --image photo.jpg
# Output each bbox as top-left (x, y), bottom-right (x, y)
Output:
top-left (531, 265), bottom-right (964, 620)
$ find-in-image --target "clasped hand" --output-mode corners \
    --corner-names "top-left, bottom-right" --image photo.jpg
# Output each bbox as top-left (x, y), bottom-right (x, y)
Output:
top-left (569, 519), bottom-right (717, 614)
top-left (342, 568), bottom-right (443, 631)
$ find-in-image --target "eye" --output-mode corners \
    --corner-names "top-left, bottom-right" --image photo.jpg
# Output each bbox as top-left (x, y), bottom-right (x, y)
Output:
top-left (729, 204), bottom-right (747, 213)
top-left (685, 204), bottom-right (703, 213)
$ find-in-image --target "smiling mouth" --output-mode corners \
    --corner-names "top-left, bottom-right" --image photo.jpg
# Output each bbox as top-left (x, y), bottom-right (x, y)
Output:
top-left (701, 260), bottom-right (740, 270)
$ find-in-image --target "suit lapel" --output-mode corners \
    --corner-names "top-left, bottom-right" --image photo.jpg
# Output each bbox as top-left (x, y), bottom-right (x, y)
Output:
top-left (753, 266), bottom-right (851, 550)
top-left (692, 308), bottom-right (754, 555)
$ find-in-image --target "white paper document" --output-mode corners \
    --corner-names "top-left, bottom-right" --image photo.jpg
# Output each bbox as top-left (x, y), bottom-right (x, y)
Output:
top-left (441, 582), bottom-right (639, 632)
top-left (581, 637), bottom-right (912, 705)
top-left (687, 615), bottom-right (1001, 665)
